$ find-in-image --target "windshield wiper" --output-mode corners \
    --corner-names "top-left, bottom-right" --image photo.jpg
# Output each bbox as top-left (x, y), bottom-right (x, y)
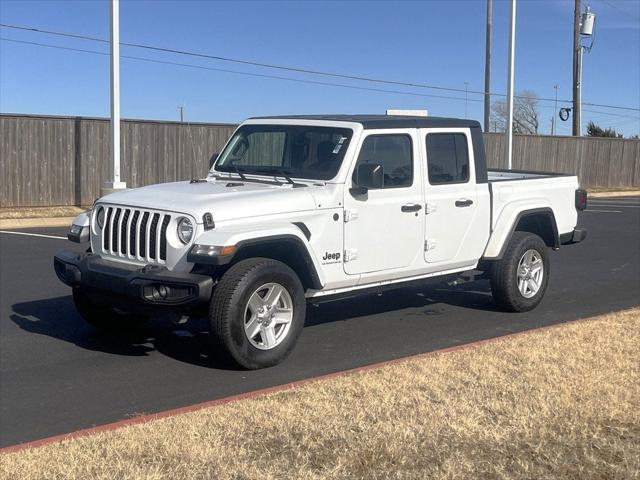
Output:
top-left (270, 169), bottom-right (295, 185)
top-left (225, 160), bottom-right (247, 180)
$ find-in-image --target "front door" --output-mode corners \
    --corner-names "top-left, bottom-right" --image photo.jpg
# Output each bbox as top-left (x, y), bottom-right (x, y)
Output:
top-left (343, 130), bottom-right (423, 275)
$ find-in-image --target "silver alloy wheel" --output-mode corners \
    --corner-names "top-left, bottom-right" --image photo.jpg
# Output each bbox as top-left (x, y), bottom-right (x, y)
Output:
top-left (517, 249), bottom-right (544, 298)
top-left (244, 282), bottom-right (294, 350)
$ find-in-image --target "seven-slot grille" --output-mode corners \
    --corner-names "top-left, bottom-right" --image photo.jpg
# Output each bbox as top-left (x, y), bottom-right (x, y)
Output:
top-left (101, 206), bottom-right (172, 263)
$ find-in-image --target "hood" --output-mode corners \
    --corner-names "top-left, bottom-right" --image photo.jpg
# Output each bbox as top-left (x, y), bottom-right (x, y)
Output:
top-left (99, 179), bottom-right (319, 223)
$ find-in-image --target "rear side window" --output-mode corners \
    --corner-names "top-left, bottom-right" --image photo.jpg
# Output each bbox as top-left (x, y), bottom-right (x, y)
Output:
top-left (426, 133), bottom-right (470, 185)
top-left (352, 134), bottom-right (413, 188)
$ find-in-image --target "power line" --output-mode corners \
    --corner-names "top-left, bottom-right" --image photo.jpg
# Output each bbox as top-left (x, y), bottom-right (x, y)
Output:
top-left (2, 22), bottom-right (638, 113)
top-left (582, 108), bottom-right (640, 120)
top-left (0, 23), bottom-right (496, 95)
top-left (0, 37), bottom-right (482, 103)
top-left (6, 38), bottom-right (638, 125)
top-left (594, 0), bottom-right (640, 22)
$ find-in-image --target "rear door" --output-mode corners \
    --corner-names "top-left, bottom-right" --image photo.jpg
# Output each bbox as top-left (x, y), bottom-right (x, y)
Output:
top-left (343, 130), bottom-right (423, 275)
top-left (420, 129), bottom-right (487, 266)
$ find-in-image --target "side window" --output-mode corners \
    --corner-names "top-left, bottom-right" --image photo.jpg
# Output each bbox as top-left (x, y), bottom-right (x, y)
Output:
top-left (425, 133), bottom-right (470, 185)
top-left (352, 135), bottom-right (413, 188)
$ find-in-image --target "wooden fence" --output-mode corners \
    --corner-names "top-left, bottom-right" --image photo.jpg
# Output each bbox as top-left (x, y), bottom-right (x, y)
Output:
top-left (483, 133), bottom-right (640, 188)
top-left (1, 114), bottom-right (638, 207)
top-left (0, 114), bottom-right (236, 207)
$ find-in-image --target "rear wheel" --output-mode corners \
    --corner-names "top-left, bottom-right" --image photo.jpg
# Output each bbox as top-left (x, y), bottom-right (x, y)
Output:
top-left (209, 258), bottom-right (305, 369)
top-left (490, 231), bottom-right (550, 312)
top-left (72, 289), bottom-right (148, 331)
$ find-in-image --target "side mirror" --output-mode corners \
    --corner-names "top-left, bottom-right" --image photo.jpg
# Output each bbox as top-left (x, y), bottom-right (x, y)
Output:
top-left (351, 163), bottom-right (383, 196)
top-left (208, 153), bottom-right (219, 170)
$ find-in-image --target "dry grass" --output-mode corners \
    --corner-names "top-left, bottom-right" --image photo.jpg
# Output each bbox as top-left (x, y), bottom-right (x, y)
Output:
top-left (0, 206), bottom-right (87, 220)
top-left (2, 309), bottom-right (639, 480)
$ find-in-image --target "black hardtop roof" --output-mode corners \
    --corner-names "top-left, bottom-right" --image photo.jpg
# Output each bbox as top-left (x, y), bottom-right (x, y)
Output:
top-left (249, 114), bottom-right (481, 130)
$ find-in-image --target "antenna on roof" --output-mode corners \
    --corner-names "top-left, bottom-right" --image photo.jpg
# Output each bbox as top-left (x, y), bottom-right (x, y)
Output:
top-left (386, 109), bottom-right (428, 117)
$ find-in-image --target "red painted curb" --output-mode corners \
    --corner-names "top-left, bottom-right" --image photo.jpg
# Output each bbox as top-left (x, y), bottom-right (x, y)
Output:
top-left (0, 311), bottom-right (613, 454)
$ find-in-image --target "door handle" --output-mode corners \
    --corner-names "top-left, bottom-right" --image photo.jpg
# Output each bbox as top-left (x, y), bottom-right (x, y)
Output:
top-left (455, 199), bottom-right (474, 207)
top-left (401, 204), bottom-right (423, 213)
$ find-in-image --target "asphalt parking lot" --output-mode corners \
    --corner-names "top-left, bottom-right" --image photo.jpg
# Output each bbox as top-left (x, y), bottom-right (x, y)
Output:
top-left (1, 196), bottom-right (639, 447)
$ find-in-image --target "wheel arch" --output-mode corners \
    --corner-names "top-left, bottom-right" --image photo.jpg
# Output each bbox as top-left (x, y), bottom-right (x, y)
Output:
top-left (230, 235), bottom-right (323, 291)
top-left (484, 207), bottom-right (559, 260)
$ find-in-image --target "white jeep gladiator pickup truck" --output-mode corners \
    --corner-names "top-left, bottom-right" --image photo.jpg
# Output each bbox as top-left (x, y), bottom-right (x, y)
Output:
top-left (55, 114), bottom-right (587, 368)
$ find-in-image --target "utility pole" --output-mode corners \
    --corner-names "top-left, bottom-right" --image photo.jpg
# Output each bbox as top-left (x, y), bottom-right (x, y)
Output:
top-left (505, 0), bottom-right (516, 169)
top-left (572, 0), bottom-right (581, 136)
top-left (102, 0), bottom-right (126, 195)
top-left (464, 82), bottom-right (468, 118)
top-left (178, 106), bottom-right (184, 122)
top-left (552, 84), bottom-right (559, 135)
top-left (484, 0), bottom-right (492, 132)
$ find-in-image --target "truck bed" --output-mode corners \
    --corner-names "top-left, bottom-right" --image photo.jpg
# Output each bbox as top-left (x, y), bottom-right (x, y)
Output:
top-left (484, 168), bottom-right (581, 258)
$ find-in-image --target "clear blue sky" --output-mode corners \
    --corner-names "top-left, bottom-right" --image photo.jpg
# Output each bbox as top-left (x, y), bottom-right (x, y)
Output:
top-left (1, 0), bottom-right (639, 136)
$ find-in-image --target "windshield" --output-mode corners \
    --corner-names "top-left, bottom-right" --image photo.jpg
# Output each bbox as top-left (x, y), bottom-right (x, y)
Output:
top-left (213, 125), bottom-right (353, 181)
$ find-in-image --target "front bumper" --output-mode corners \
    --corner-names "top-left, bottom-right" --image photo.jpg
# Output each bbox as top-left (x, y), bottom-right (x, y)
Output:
top-left (560, 228), bottom-right (587, 245)
top-left (54, 250), bottom-right (213, 310)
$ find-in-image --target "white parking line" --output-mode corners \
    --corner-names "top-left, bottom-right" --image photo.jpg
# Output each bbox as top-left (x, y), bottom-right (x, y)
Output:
top-left (584, 209), bottom-right (622, 213)
top-left (0, 230), bottom-right (67, 240)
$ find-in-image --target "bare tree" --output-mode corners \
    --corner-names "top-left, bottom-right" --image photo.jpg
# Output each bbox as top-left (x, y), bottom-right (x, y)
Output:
top-left (491, 90), bottom-right (540, 134)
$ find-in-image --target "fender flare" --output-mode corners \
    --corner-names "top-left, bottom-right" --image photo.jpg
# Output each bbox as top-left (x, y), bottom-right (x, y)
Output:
top-left (483, 207), bottom-right (559, 259)
top-left (187, 224), bottom-right (324, 290)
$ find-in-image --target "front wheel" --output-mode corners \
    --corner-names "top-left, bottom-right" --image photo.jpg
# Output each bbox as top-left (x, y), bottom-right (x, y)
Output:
top-left (490, 231), bottom-right (550, 312)
top-left (209, 258), bottom-right (306, 369)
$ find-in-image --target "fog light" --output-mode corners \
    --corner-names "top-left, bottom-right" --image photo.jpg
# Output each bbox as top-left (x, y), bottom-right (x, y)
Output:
top-left (152, 285), bottom-right (170, 301)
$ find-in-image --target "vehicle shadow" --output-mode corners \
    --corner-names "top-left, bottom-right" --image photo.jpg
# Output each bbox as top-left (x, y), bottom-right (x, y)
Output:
top-left (10, 296), bottom-right (240, 371)
top-left (10, 280), bottom-right (498, 369)
top-left (306, 279), bottom-right (497, 326)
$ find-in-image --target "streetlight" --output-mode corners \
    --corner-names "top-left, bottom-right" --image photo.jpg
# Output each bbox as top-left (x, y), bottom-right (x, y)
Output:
top-left (504, 0), bottom-right (516, 169)
top-left (102, 0), bottom-right (126, 196)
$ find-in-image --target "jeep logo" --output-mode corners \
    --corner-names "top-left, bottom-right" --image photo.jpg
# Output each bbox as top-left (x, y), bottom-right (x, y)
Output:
top-left (322, 251), bottom-right (341, 262)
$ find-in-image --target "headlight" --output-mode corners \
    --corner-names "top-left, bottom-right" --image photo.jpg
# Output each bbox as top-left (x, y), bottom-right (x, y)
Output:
top-left (177, 217), bottom-right (194, 244)
top-left (96, 207), bottom-right (105, 229)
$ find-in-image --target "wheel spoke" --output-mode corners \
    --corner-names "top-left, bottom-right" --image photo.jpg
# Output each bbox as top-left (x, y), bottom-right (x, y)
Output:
top-left (244, 315), bottom-right (261, 340)
top-left (518, 278), bottom-right (526, 294)
top-left (262, 325), bottom-right (277, 348)
top-left (247, 294), bottom-right (264, 316)
top-left (528, 278), bottom-right (539, 293)
top-left (264, 284), bottom-right (284, 307)
top-left (524, 250), bottom-right (534, 266)
top-left (272, 310), bottom-right (292, 325)
top-left (530, 259), bottom-right (543, 274)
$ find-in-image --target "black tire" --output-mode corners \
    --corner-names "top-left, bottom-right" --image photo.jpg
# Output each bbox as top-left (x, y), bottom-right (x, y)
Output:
top-left (210, 258), bottom-right (306, 369)
top-left (73, 289), bottom-right (148, 331)
top-left (490, 231), bottom-right (550, 312)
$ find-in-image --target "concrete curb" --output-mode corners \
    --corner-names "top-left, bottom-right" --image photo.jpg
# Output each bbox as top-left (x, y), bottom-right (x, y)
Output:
top-left (0, 217), bottom-right (74, 230)
top-left (588, 190), bottom-right (640, 198)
